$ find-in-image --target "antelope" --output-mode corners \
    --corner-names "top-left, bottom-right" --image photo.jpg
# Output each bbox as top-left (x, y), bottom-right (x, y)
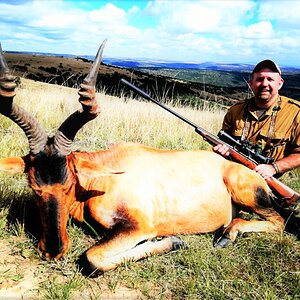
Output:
top-left (0, 40), bottom-right (285, 275)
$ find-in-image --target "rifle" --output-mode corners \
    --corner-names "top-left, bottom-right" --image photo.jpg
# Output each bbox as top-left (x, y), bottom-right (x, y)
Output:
top-left (120, 78), bottom-right (300, 206)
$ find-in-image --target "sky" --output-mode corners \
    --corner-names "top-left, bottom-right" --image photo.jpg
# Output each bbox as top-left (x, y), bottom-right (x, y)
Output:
top-left (1, 0), bottom-right (300, 67)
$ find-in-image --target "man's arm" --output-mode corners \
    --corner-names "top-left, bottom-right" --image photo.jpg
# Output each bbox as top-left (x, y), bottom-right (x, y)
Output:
top-left (275, 152), bottom-right (300, 174)
top-left (248, 153), bottom-right (300, 180)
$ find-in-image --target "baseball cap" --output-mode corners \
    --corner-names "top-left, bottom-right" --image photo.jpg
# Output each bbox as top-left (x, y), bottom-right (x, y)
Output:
top-left (252, 59), bottom-right (281, 75)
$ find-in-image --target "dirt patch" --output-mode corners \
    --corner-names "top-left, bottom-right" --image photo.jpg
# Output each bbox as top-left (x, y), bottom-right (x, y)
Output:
top-left (0, 238), bottom-right (39, 299)
top-left (72, 285), bottom-right (145, 300)
top-left (0, 237), bottom-right (145, 299)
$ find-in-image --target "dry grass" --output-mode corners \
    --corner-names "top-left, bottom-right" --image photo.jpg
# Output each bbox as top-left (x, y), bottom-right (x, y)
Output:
top-left (7, 78), bottom-right (225, 153)
top-left (0, 78), bottom-right (299, 299)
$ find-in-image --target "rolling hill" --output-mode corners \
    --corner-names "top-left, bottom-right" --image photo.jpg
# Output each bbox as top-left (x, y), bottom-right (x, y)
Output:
top-left (4, 52), bottom-right (300, 107)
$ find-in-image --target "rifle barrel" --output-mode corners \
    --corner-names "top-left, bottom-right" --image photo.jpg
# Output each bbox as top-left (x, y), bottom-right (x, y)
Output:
top-left (120, 79), bottom-right (300, 205)
top-left (121, 78), bottom-right (200, 129)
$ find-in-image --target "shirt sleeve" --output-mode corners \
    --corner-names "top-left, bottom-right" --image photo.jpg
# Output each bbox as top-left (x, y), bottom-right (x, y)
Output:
top-left (222, 109), bottom-right (234, 133)
top-left (290, 112), bottom-right (300, 153)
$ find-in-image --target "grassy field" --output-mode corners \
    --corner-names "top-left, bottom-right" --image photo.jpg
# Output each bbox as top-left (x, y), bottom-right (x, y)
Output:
top-left (0, 78), bottom-right (299, 299)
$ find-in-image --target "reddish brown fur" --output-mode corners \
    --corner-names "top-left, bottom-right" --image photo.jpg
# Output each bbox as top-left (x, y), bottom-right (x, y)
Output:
top-left (0, 41), bottom-right (285, 275)
top-left (0, 142), bottom-right (285, 273)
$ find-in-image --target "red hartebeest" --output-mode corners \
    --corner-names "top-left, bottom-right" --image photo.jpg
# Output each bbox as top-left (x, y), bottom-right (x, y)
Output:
top-left (0, 41), bottom-right (285, 275)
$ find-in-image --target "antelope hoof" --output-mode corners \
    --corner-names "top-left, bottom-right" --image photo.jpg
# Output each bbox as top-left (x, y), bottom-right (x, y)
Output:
top-left (213, 228), bottom-right (232, 248)
top-left (170, 236), bottom-right (187, 251)
top-left (214, 236), bottom-right (232, 248)
top-left (77, 252), bottom-right (103, 277)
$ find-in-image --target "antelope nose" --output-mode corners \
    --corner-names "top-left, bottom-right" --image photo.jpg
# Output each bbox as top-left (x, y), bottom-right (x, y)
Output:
top-left (37, 238), bottom-right (70, 260)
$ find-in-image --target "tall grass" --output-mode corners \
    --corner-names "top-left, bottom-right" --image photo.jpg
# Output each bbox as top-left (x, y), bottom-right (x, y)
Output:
top-left (4, 79), bottom-right (224, 153)
top-left (0, 78), bottom-right (299, 299)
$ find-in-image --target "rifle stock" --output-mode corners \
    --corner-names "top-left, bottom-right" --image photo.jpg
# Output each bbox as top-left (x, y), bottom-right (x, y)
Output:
top-left (227, 145), bottom-right (300, 204)
top-left (198, 126), bottom-right (300, 204)
top-left (120, 78), bottom-right (300, 206)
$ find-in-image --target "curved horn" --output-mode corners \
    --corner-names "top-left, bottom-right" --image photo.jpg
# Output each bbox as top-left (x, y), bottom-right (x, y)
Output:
top-left (54, 39), bottom-right (107, 155)
top-left (83, 38), bottom-right (107, 86)
top-left (0, 42), bottom-right (48, 155)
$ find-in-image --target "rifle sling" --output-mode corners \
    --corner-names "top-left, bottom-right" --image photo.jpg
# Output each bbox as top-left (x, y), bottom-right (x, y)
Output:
top-left (241, 97), bottom-right (281, 150)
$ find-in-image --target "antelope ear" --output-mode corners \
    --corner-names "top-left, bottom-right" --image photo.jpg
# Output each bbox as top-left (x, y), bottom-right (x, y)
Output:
top-left (75, 157), bottom-right (124, 177)
top-left (0, 157), bottom-right (26, 174)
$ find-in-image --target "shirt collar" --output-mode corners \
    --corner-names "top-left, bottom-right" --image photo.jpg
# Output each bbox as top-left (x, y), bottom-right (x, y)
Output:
top-left (247, 96), bottom-right (280, 119)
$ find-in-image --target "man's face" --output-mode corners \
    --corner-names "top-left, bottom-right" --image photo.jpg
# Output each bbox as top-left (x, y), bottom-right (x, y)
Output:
top-left (249, 68), bottom-right (284, 108)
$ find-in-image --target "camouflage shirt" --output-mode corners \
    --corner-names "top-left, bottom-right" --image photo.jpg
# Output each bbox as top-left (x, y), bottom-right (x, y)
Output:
top-left (222, 95), bottom-right (300, 161)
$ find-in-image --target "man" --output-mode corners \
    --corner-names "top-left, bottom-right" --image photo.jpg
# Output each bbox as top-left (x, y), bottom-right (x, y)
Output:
top-left (214, 59), bottom-right (300, 180)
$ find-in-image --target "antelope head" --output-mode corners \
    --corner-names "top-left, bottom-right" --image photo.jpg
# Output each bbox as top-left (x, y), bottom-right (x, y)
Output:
top-left (0, 40), bottom-right (107, 259)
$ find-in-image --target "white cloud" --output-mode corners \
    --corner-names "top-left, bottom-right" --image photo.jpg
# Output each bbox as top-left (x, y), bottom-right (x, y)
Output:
top-left (244, 21), bottom-right (273, 39)
top-left (0, 0), bottom-right (142, 56)
top-left (160, 5), bottom-right (221, 33)
top-left (89, 4), bottom-right (126, 24)
top-left (128, 5), bottom-right (140, 15)
top-left (0, 0), bottom-right (299, 66)
top-left (146, 0), bottom-right (255, 34)
top-left (258, 1), bottom-right (300, 25)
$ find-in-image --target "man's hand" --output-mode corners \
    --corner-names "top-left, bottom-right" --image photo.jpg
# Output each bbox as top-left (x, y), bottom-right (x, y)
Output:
top-left (254, 164), bottom-right (277, 180)
top-left (213, 144), bottom-right (277, 180)
top-left (213, 144), bottom-right (230, 157)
